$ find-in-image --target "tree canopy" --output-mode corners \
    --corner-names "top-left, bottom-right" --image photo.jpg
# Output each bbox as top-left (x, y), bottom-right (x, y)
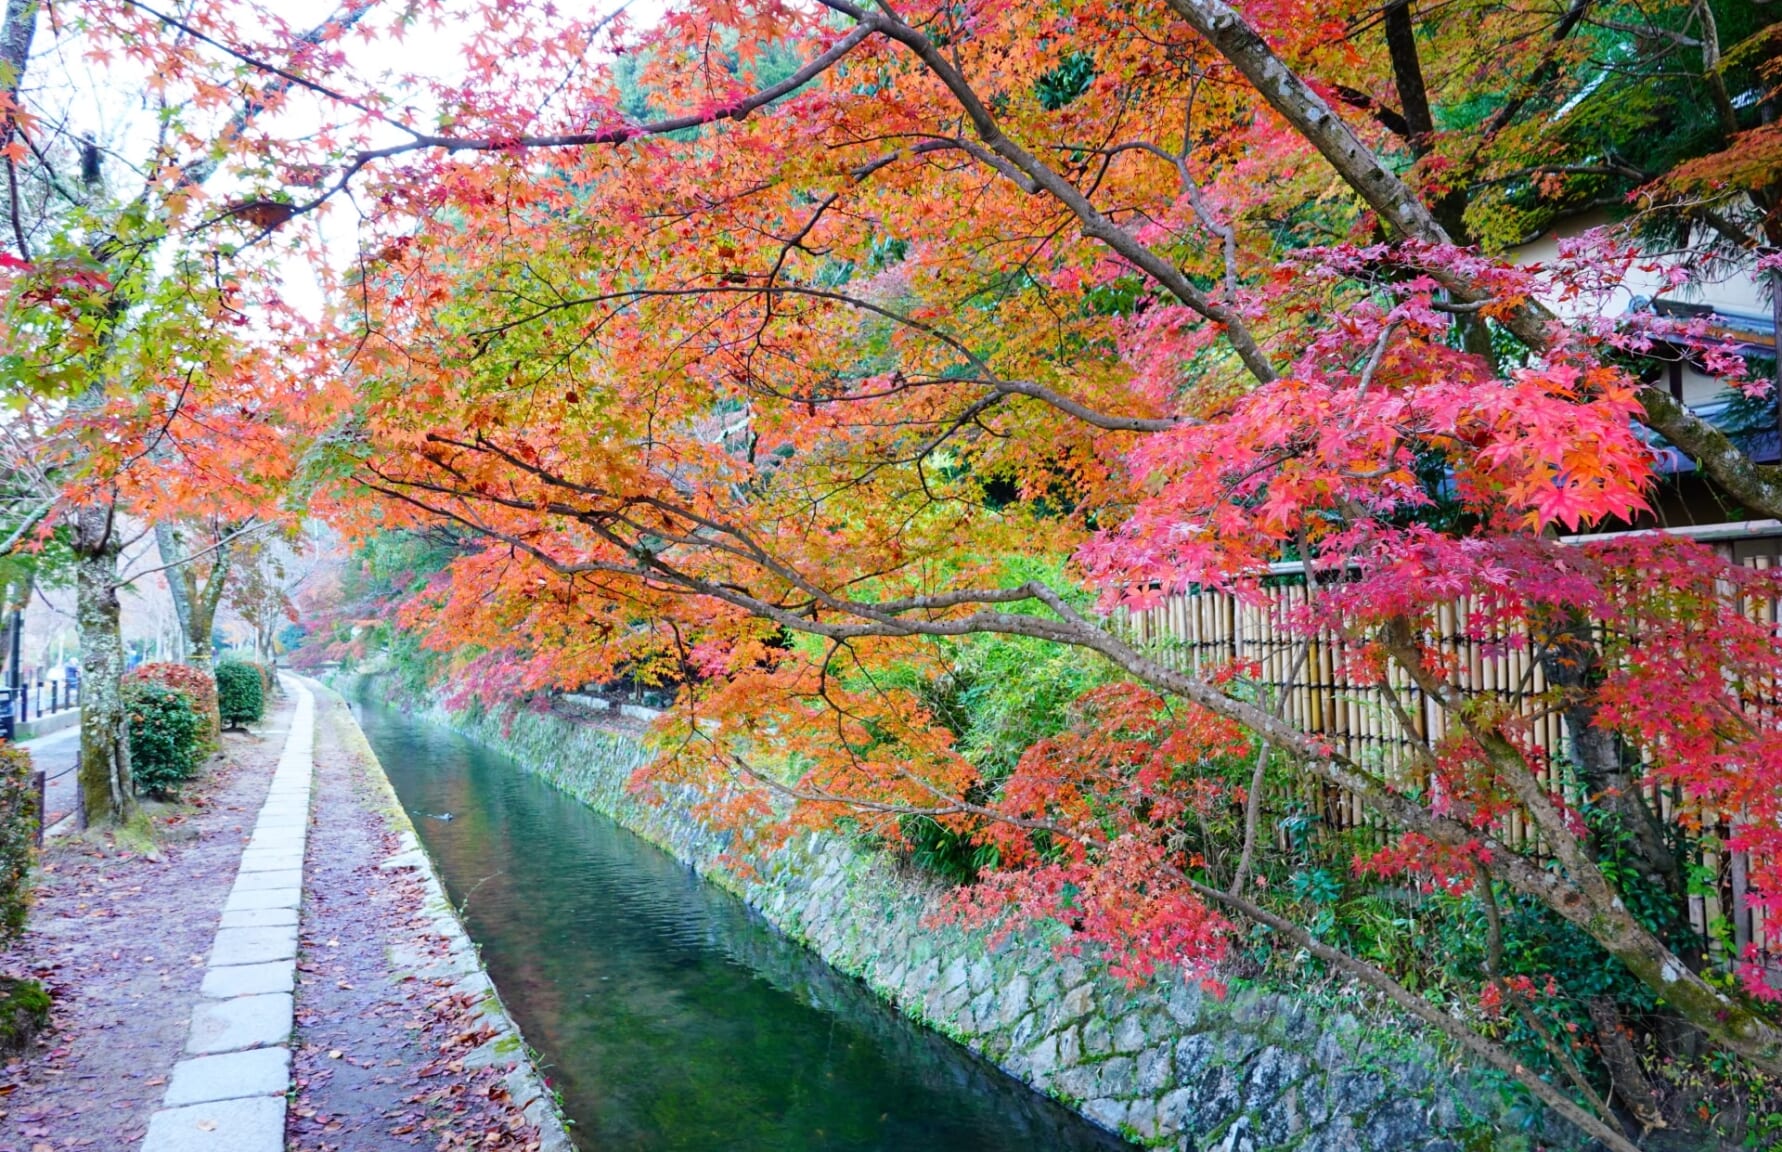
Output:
top-left (4, 0), bottom-right (1782, 1144)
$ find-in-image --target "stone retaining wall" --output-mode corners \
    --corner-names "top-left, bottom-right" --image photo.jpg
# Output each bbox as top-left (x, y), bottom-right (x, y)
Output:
top-left (340, 676), bottom-right (1566, 1152)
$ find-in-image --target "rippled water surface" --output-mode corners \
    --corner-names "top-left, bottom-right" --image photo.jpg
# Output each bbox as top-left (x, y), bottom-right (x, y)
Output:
top-left (353, 697), bottom-right (1134, 1152)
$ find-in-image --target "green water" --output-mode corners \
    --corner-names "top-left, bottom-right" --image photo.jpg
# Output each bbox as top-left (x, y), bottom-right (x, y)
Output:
top-left (352, 699), bottom-right (1134, 1152)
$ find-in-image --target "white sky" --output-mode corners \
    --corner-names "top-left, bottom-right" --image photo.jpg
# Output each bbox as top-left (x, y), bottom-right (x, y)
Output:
top-left (22, 0), bottom-right (665, 318)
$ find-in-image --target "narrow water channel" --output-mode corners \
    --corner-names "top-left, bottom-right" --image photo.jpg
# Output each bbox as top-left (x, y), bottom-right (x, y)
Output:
top-left (351, 698), bottom-right (1135, 1152)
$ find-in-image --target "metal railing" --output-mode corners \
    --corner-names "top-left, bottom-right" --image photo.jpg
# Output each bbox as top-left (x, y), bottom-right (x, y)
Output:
top-left (0, 679), bottom-right (80, 744)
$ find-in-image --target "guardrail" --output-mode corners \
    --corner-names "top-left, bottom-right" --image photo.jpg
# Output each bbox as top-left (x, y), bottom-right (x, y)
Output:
top-left (0, 679), bottom-right (79, 743)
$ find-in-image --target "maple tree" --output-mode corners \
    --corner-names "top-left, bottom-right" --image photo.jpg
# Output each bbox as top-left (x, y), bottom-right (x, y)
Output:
top-left (2, 0), bottom-right (1778, 1143)
top-left (0, 0), bottom-right (361, 821)
top-left (297, 2), bottom-right (1782, 1141)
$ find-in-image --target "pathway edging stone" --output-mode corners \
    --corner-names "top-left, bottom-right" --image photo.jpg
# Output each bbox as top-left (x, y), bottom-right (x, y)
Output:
top-left (140, 677), bottom-right (315, 1152)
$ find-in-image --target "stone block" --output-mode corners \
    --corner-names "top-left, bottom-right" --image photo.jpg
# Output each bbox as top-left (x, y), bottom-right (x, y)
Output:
top-left (1056, 1024), bottom-right (1082, 1069)
top-left (223, 886), bottom-right (300, 913)
top-left (238, 849), bottom-right (304, 873)
top-left (1124, 1099), bottom-right (1161, 1142)
top-left (186, 993), bottom-right (293, 1054)
top-left (219, 907), bottom-right (297, 929)
top-left (998, 973), bottom-right (1031, 1027)
top-left (1243, 1046), bottom-right (1307, 1108)
top-left (232, 868), bottom-right (302, 892)
top-left (1136, 1042), bottom-right (1173, 1095)
top-left (1026, 1032), bottom-right (1059, 1081)
top-left (141, 1097), bottom-right (285, 1152)
top-left (1081, 1098), bottom-right (1128, 1133)
top-left (164, 1047), bottom-right (290, 1104)
top-left (1094, 1055), bottom-right (1133, 1098)
top-left (1056, 982), bottom-right (1094, 1025)
top-left (245, 840), bottom-right (303, 860)
top-left (201, 961), bottom-right (293, 999)
top-left (1111, 1012), bottom-right (1147, 1053)
top-left (210, 924), bottom-right (298, 967)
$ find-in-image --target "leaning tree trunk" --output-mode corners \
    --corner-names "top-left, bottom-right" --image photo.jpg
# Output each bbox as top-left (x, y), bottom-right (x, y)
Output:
top-left (186, 564), bottom-right (227, 734)
top-left (186, 556), bottom-right (227, 682)
top-left (154, 522), bottom-right (233, 739)
top-left (74, 503), bottom-right (130, 825)
top-left (154, 525), bottom-right (193, 665)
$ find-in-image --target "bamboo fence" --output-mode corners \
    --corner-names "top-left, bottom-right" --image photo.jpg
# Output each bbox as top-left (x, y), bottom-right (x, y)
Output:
top-left (1118, 528), bottom-right (1782, 962)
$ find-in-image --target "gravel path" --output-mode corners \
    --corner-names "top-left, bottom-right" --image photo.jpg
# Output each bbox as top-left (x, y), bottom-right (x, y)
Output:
top-left (0, 695), bottom-right (294, 1151)
top-left (287, 687), bottom-right (555, 1152)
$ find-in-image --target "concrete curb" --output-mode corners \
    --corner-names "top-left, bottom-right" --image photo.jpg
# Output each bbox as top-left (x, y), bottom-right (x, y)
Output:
top-left (18, 708), bottom-right (79, 741)
top-left (311, 678), bottom-right (575, 1152)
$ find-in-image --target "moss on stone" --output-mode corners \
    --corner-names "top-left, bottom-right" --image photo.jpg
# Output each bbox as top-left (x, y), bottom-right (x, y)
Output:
top-left (0, 976), bottom-right (50, 1054)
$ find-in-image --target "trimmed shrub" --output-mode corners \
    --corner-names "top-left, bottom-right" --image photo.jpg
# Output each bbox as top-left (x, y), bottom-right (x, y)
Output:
top-left (125, 662), bottom-right (219, 750)
top-left (125, 683), bottom-right (204, 799)
top-left (216, 660), bottom-right (265, 728)
top-left (0, 743), bottom-right (35, 944)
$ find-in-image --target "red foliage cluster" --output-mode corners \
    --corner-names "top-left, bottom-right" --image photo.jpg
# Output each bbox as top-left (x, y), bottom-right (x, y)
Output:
top-left (124, 662), bottom-right (219, 724)
top-left (949, 685), bottom-right (1252, 985)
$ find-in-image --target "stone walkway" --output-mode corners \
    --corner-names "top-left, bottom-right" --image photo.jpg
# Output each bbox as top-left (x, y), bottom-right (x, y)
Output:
top-left (139, 680), bottom-right (315, 1152)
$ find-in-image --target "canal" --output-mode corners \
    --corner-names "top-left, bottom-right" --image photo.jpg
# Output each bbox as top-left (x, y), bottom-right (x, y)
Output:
top-left (352, 697), bottom-right (1135, 1152)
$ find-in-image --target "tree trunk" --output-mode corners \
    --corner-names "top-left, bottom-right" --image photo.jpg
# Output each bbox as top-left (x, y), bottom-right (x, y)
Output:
top-left (154, 522), bottom-right (233, 737)
top-left (154, 524), bottom-right (193, 664)
top-left (74, 504), bottom-right (129, 825)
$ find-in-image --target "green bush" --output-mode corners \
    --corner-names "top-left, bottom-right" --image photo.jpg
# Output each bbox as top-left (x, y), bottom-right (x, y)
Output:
top-left (216, 660), bottom-right (265, 728)
top-left (125, 662), bottom-right (219, 752)
top-left (0, 742), bottom-right (35, 945)
top-left (125, 683), bottom-right (204, 799)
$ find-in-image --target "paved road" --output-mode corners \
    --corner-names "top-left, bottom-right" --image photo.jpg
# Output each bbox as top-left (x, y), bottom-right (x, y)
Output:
top-left (21, 726), bottom-right (79, 829)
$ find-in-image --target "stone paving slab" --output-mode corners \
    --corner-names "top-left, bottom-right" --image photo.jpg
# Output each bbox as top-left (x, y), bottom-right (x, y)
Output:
top-left (219, 907), bottom-right (297, 929)
top-left (142, 677), bottom-right (315, 1152)
top-left (210, 924), bottom-right (298, 967)
top-left (231, 868), bottom-right (302, 892)
top-left (222, 886), bottom-right (300, 913)
top-left (164, 1047), bottom-right (290, 1105)
top-left (200, 961), bottom-right (293, 999)
top-left (246, 833), bottom-right (304, 853)
top-left (141, 1096), bottom-right (286, 1152)
top-left (238, 849), bottom-right (304, 873)
top-left (186, 993), bottom-right (293, 1055)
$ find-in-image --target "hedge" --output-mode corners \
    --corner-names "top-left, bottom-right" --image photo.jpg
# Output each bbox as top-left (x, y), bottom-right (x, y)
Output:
top-left (124, 683), bottom-right (205, 799)
top-left (125, 662), bottom-right (219, 750)
top-left (0, 743), bottom-right (35, 945)
top-left (216, 660), bottom-right (265, 728)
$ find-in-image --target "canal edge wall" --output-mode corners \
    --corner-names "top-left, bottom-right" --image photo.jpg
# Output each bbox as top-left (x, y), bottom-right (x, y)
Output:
top-left (314, 678), bottom-right (577, 1152)
top-left (336, 674), bottom-right (1565, 1152)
